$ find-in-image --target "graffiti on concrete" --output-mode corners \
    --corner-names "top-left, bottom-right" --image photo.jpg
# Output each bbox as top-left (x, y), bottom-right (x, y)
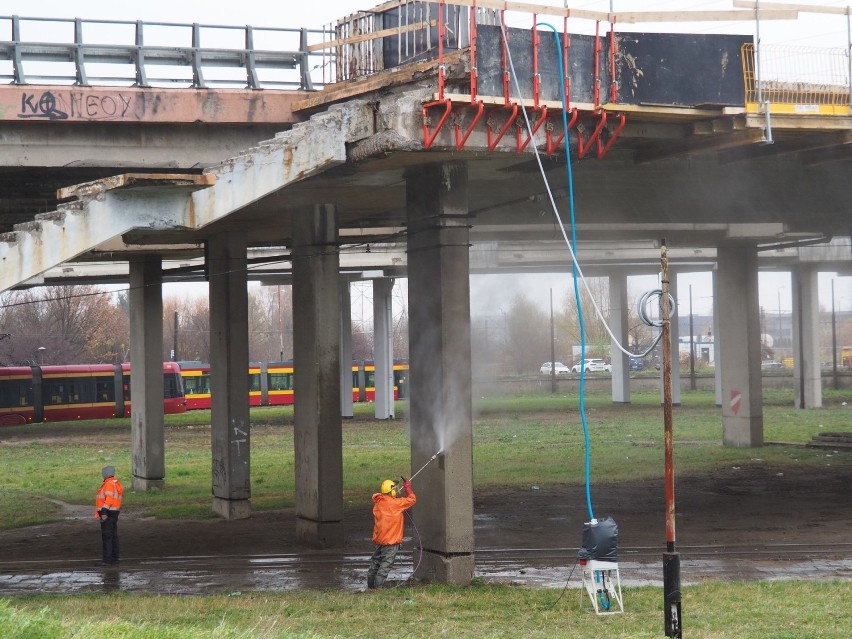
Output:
top-left (17, 90), bottom-right (138, 121)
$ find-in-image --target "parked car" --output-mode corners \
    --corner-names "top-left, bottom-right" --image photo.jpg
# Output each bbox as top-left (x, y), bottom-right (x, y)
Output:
top-left (761, 360), bottom-right (786, 370)
top-left (540, 361), bottom-right (571, 375)
top-left (629, 356), bottom-right (645, 371)
top-left (572, 358), bottom-right (612, 373)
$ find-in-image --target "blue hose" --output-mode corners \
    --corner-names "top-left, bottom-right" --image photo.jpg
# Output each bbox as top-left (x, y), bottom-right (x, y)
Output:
top-left (538, 23), bottom-right (595, 522)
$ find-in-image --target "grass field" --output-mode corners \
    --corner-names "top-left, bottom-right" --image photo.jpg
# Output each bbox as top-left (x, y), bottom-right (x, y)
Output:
top-left (0, 389), bottom-right (849, 526)
top-left (1, 580), bottom-right (850, 638)
top-left (0, 389), bottom-right (850, 638)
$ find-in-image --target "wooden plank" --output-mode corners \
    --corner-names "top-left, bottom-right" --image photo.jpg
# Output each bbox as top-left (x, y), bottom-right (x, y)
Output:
top-left (307, 20), bottom-right (438, 52)
top-left (733, 1), bottom-right (850, 16)
top-left (613, 9), bottom-right (798, 23)
top-left (353, 0), bottom-right (796, 23)
top-left (292, 51), bottom-right (464, 112)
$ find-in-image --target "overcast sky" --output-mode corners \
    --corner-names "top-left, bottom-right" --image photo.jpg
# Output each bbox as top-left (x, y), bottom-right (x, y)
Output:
top-left (4, 0), bottom-right (851, 316)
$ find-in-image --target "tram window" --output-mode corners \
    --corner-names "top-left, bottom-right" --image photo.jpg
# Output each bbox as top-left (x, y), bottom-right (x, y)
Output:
top-left (365, 372), bottom-right (376, 388)
top-left (163, 373), bottom-right (183, 399)
top-left (267, 372), bottom-right (293, 391)
top-left (94, 378), bottom-right (115, 403)
top-left (249, 373), bottom-right (262, 392)
top-left (43, 378), bottom-right (90, 404)
top-left (123, 375), bottom-right (131, 401)
top-left (183, 376), bottom-right (209, 394)
top-left (0, 379), bottom-right (33, 408)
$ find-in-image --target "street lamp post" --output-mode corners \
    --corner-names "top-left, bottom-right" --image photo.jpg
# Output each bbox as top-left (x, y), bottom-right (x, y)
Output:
top-left (36, 346), bottom-right (46, 365)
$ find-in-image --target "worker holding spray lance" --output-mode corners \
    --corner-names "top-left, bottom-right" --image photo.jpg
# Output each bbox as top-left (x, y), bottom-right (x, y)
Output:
top-left (366, 450), bottom-right (441, 589)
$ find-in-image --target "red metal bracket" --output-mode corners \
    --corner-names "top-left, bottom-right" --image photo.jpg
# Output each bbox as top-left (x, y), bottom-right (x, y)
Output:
top-left (453, 101), bottom-right (485, 151)
top-left (515, 105), bottom-right (548, 153)
top-left (596, 112), bottom-right (626, 158)
top-left (422, 99), bottom-right (452, 150)
top-left (487, 104), bottom-right (518, 151)
top-left (545, 107), bottom-right (578, 155)
top-left (576, 110), bottom-right (607, 158)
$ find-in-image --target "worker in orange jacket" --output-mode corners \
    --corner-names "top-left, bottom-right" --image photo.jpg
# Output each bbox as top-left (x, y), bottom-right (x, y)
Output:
top-left (95, 465), bottom-right (123, 566)
top-left (367, 476), bottom-right (416, 589)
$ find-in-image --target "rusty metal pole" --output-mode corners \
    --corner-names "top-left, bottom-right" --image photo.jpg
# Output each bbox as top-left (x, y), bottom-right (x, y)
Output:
top-left (660, 239), bottom-right (682, 638)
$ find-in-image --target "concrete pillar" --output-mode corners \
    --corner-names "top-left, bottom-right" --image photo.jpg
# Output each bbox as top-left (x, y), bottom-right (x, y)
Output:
top-left (406, 162), bottom-right (474, 585)
top-left (373, 278), bottom-right (395, 419)
top-left (712, 269), bottom-right (722, 407)
top-left (129, 255), bottom-right (165, 491)
top-left (608, 271), bottom-right (630, 403)
top-left (208, 232), bottom-right (251, 519)
top-left (340, 279), bottom-right (354, 419)
top-left (792, 265), bottom-right (822, 408)
top-left (292, 203), bottom-right (343, 547)
top-left (717, 246), bottom-right (763, 447)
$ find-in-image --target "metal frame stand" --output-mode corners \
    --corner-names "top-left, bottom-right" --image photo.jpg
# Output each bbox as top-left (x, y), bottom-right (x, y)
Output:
top-left (579, 559), bottom-right (623, 615)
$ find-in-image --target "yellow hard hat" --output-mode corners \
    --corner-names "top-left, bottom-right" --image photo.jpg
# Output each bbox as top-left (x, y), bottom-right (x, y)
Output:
top-left (380, 479), bottom-right (397, 496)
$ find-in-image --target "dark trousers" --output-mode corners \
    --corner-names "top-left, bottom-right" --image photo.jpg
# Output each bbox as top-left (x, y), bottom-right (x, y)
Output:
top-left (367, 543), bottom-right (399, 589)
top-left (100, 511), bottom-right (120, 563)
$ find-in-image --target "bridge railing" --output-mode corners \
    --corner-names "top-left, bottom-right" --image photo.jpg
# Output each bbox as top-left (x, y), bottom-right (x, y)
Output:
top-left (0, 15), bottom-right (335, 90)
top-left (742, 43), bottom-right (852, 115)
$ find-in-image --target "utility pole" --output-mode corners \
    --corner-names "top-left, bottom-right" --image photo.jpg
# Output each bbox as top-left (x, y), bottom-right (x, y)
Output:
top-left (661, 239), bottom-right (682, 638)
top-left (689, 285), bottom-right (696, 391)
top-left (832, 279), bottom-right (838, 390)
top-left (173, 310), bottom-right (179, 362)
top-left (550, 288), bottom-right (556, 394)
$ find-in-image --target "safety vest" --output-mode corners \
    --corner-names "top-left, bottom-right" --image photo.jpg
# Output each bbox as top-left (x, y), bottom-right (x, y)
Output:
top-left (95, 476), bottom-right (123, 517)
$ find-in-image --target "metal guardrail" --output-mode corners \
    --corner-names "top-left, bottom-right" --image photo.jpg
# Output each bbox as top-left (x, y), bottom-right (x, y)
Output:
top-left (742, 43), bottom-right (852, 115)
top-left (0, 15), bottom-right (335, 90)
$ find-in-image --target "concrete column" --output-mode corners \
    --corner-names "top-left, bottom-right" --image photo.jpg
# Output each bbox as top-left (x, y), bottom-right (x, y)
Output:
top-left (717, 246), bottom-right (763, 447)
top-left (208, 232), bottom-right (251, 519)
top-left (292, 203), bottom-right (343, 547)
top-left (608, 271), bottom-right (630, 403)
top-left (406, 162), bottom-right (474, 585)
top-left (340, 279), bottom-right (354, 419)
top-left (129, 255), bottom-right (165, 491)
top-left (712, 269), bottom-right (722, 407)
top-left (792, 265), bottom-right (822, 408)
top-left (373, 278), bottom-right (395, 419)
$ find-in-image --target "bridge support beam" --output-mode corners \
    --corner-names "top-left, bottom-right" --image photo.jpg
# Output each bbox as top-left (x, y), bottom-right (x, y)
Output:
top-left (792, 265), bottom-right (822, 409)
top-left (717, 246), bottom-right (764, 447)
top-left (609, 271), bottom-right (631, 403)
top-left (407, 162), bottom-right (475, 585)
top-left (373, 278), bottom-right (395, 420)
top-left (209, 232), bottom-right (251, 519)
top-left (340, 278), bottom-right (354, 419)
top-left (129, 255), bottom-right (165, 491)
top-left (293, 204), bottom-right (344, 547)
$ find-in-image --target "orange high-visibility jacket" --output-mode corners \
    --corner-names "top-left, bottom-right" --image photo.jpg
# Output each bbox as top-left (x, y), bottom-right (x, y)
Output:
top-left (95, 476), bottom-right (124, 517)
top-left (371, 490), bottom-right (416, 546)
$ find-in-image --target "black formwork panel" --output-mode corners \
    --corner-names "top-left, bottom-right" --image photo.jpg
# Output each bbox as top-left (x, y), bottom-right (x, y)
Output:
top-left (476, 26), bottom-right (604, 104)
top-left (474, 26), bottom-right (748, 108)
top-left (615, 32), bottom-right (749, 107)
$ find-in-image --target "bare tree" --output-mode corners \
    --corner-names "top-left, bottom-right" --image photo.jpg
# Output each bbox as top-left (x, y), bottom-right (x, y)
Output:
top-left (557, 278), bottom-right (612, 362)
top-left (503, 293), bottom-right (550, 374)
top-left (0, 286), bottom-right (129, 365)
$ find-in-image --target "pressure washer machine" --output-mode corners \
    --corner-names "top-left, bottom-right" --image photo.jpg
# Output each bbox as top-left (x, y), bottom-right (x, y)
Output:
top-left (578, 517), bottom-right (623, 615)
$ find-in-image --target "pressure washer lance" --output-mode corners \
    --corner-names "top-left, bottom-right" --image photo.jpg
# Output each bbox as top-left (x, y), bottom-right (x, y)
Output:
top-left (408, 449), bottom-right (443, 483)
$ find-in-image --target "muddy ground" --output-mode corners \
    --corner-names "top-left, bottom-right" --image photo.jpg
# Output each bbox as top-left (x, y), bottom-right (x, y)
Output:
top-left (1, 461), bottom-right (849, 594)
